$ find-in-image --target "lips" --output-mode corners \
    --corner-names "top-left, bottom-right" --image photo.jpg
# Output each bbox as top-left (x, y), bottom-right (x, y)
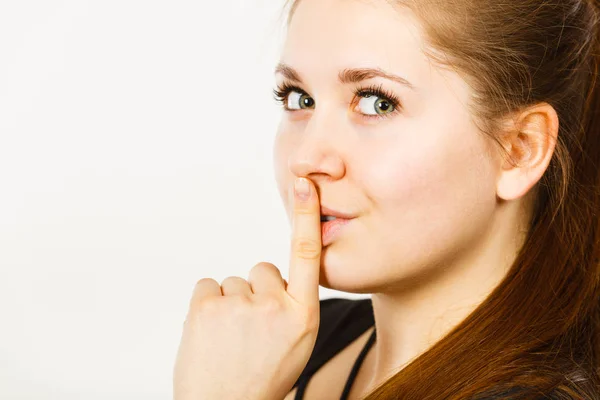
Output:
top-left (320, 205), bottom-right (357, 220)
top-left (321, 216), bottom-right (353, 246)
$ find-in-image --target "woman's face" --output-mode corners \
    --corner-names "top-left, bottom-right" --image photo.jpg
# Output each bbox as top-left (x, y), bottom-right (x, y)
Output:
top-left (273, 0), bottom-right (500, 293)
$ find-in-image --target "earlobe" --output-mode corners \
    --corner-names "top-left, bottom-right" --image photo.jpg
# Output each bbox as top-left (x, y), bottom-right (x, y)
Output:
top-left (496, 103), bottom-right (559, 202)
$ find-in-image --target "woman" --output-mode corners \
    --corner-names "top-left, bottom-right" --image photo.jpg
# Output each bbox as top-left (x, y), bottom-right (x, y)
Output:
top-left (173, 0), bottom-right (600, 399)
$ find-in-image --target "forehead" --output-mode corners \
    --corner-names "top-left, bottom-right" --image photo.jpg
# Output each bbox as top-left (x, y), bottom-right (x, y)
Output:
top-left (281, 0), bottom-right (429, 88)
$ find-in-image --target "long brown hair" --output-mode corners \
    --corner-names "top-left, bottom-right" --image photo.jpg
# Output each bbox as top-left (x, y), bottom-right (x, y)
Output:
top-left (279, 0), bottom-right (600, 398)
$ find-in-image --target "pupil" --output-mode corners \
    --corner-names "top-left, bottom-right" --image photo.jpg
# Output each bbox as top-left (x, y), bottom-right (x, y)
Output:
top-left (378, 100), bottom-right (390, 112)
top-left (302, 96), bottom-right (314, 108)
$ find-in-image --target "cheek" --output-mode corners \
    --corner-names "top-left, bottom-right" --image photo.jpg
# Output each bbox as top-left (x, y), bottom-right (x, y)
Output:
top-left (361, 124), bottom-right (495, 228)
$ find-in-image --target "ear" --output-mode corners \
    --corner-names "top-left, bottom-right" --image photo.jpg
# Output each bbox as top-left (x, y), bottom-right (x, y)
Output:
top-left (496, 102), bottom-right (559, 201)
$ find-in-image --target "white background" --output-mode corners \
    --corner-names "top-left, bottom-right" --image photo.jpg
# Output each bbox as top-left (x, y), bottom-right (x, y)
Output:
top-left (0, 1), bottom-right (367, 398)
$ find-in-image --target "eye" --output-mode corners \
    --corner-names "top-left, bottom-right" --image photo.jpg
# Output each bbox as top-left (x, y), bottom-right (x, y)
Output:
top-left (352, 84), bottom-right (401, 120)
top-left (272, 81), bottom-right (402, 121)
top-left (272, 83), bottom-right (315, 111)
top-left (356, 95), bottom-right (394, 116)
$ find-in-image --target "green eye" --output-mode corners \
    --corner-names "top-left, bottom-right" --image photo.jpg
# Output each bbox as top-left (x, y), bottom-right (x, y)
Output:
top-left (272, 82), bottom-right (401, 121)
top-left (272, 83), bottom-right (314, 112)
top-left (355, 95), bottom-right (395, 116)
top-left (287, 91), bottom-right (315, 110)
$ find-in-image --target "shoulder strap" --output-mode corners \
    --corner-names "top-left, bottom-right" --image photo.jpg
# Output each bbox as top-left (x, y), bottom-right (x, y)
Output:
top-left (340, 327), bottom-right (377, 400)
top-left (291, 297), bottom-right (375, 391)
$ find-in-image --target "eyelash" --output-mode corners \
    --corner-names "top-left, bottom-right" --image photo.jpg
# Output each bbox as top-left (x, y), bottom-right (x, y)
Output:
top-left (271, 81), bottom-right (402, 121)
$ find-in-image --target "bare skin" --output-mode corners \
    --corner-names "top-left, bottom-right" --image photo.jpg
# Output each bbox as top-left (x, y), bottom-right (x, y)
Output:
top-left (273, 0), bottom-right (559, 397)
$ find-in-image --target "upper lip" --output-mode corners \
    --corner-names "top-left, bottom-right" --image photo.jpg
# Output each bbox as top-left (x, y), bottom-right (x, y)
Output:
top-left (320, 206), bottom-right (357, 219)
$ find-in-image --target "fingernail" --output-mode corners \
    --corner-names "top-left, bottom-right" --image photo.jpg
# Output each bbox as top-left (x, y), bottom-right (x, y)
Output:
top-left (294, 178), bottom-right (311, 201)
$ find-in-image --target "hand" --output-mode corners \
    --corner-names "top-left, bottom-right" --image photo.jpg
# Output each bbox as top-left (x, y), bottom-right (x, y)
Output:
top-left (173, 177), bottom-right (322, 400)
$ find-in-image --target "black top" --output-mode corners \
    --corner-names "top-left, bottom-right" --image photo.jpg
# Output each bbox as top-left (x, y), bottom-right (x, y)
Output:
top-left (290, 297), bottom-right (566, 400)
top-left (292, 297), bottom-right (375, 400)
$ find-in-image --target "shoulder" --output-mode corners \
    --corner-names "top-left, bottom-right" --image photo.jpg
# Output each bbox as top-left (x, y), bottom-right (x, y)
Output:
top-left (291, 297), bottom-right (374, 389)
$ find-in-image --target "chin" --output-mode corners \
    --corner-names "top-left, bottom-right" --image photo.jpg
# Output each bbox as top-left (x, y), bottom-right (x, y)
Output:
top-left (319, 256), bottom-right (380, 294)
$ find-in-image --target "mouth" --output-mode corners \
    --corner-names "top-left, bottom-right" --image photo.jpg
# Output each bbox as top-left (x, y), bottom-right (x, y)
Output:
top-left (320, 215), bottom-right (354, 246)
top-left (320, 205), bottom-right (357, 221)
top-left (320, 215), bottom-right (356, 222)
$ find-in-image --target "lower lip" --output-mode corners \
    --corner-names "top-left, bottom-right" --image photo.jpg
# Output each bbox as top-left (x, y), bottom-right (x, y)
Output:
top-left (321, 218), bottom-right (353, 246)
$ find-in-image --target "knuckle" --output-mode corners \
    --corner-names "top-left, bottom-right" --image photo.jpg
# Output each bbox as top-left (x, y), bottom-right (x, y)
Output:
top-left (195, 296), bottom-right (221, 315)
top-left (294, 206), bottom-right (314, 215)
top-left (228, 295), bottom-right (254, 320)
top-left (195, 277), bottom-right (219, 287)
top-left (292, 237), bottom-right (321, 260)
top-left (257, 296), bottom-right (285, 315)
top-left (220, 276), bottom-right (245, 286)
top-left (250, 262), bottom-right (278, 275)
top-left (191, 279), bottom-right (221, 311)
top-left (230, 293), bottom-right (253, 309)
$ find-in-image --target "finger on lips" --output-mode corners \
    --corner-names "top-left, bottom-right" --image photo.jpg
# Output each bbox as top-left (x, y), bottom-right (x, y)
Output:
top-left (286, 177), bottom-right (322, 306)
top-left (190, 177), bottom-right (321, 310)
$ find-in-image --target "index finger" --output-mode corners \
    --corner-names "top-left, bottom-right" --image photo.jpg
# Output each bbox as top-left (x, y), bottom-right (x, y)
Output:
top-left (287, 177), bottom-right (322, 306)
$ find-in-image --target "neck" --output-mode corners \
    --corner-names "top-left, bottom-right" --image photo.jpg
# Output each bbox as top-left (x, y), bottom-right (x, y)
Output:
top-left (363, 201), bottom-right (529, 391)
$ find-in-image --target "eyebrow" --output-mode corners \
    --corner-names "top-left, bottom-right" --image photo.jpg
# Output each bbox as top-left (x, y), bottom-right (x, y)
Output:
top-left (274, 62), bottom-right (416, 91)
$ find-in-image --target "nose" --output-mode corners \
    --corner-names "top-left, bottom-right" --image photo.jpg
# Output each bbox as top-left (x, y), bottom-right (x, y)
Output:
top-left (287, 107), bottom-right (347, 180)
